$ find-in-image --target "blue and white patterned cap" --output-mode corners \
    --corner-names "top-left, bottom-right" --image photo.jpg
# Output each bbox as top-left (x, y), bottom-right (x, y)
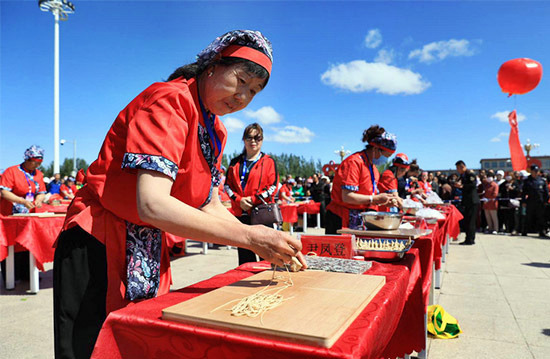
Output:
top-left (369, 131), bottom-right (397, 154)
top-left (197, 30), bottom-right (273, 69)
top-left (24, 145), bottom-right (44, 160)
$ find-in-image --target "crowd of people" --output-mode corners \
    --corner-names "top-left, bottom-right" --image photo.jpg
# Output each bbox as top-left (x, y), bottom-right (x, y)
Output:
top-left (223, 155), bottom-right (550, 245)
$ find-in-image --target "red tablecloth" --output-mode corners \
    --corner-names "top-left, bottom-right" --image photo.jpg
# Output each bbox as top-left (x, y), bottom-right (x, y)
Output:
top-left (92, 250), bottom-right (424, 359)
top-left (297, 201), bottom-right (321, 215)
top-left (411, 229), bottom-right (435, 307)
top-left (432, 206), bottom-right (463, 271)
top-left (0, 215), bottom-right (65, 271)
top-left (280, 203), bottom-right (298, 223)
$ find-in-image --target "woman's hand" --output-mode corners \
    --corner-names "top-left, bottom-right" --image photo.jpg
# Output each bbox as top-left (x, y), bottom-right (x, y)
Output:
top-left (295, 251), bottom-right (308, 269)
top-left (245, 225), bottom-right (303, 267)
top-left (374, 193), bottom-right (394, 206)
top-left (22, 199), bottom-right (35, 210)
top-left (240, 196), bottom-right (254, 211)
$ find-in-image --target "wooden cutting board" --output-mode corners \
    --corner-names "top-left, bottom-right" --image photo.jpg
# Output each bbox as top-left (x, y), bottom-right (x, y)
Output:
top-left (162, 270), bottom-right (385, 348)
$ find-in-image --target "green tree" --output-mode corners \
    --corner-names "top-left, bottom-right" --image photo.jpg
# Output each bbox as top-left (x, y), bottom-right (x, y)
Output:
top-left (221, 151), bottom-right (323, 179)
top-left (39, 158), bottom-right (89, 178)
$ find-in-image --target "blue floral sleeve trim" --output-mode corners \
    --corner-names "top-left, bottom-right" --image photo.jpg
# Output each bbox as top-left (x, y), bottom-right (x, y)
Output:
top-left (0, 186), bottom-right (12, 191)
top-left (342, 184), bottom-right (359, 192)
top-left (122, 153), bottom-right (178, 180)
top-left (37, 191), bottom-right (47, 195)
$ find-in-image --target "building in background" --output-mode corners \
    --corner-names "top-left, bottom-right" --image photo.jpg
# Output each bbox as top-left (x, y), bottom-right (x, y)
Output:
top-left (480, 155), bottom-right (550, 172)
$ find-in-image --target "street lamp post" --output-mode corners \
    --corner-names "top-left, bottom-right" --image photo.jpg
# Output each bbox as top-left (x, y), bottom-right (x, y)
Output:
top-left (60, 138), bottom-right (77, 174)
top-left (334, 146), bottom-right (351, 162)
top-left (39, 0), bottom-right (75, 174)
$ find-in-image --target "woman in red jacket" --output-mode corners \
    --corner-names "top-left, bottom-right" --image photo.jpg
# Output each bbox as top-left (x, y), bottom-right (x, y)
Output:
top-left (225, 123), bottom-right (279, 264)
top-left (53, 30), bottom-right (305, 358)
top-left (325, 125), bottom-right (397, 234)
top-left (377, 153), bottom-right (410, 212)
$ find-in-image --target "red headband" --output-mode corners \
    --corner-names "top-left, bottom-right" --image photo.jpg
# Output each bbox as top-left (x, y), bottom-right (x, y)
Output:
top-left (370, 142), bottom-right (396, 155)
top-left (221, 45), bottom-right (272, 75)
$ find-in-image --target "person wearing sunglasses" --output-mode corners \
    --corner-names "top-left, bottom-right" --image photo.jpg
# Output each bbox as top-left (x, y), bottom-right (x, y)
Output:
top-left (53, 30), bottom-right (306, 358)
top-left (0, 144), bottom-right (47, 215)
top-left (224, 122), bottom-right (280, 264)
top-left (325, 125), bottom-right (398, 234)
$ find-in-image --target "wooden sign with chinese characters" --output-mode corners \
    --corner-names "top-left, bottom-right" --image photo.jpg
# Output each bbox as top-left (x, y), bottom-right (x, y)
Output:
top-left (162, 270), bottom-right (385, 348)
top-left (299, 234), bottom-right (355, 259)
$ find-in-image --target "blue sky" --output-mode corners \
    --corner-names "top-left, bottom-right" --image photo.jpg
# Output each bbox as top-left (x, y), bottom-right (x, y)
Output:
top-left (2, 0), bottom-right (550, 173)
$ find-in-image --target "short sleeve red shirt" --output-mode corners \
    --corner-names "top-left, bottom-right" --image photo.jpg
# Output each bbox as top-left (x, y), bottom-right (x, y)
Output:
top-left (279, 183), bottom-right (293, 201)
top-left (62, 77), bottom-right (227, 313)
top-left (0, 164), bottom-right (46, 216)
top-left (378, 169), bottom-right (398, 194)
top-left (327, 151), bottom-right (379, 227)
top-left (59, 184), bottom-right (77, 198)
top-left (418, 181), bottom-right (432, 193)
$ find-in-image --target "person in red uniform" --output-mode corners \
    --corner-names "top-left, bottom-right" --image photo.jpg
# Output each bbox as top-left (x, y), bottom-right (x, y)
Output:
top-left (325, 125), bottom-right (398, 234)
top-left (0, 145), bottom-right (47, 283)
top-left (0, 145), bottom-right (47, 215)
top-left (418, 171), bottom-right (432, 194)
top-left (225, 123), bottom-right (279, 264)
top-left (53, 30), bottom-right (306, 359)
top-left (378, 153), bottom-right (410, 212)
top-left (279, 177), bottom-right (295, 203)
top-left (59, 176), bottom-right (77, 200)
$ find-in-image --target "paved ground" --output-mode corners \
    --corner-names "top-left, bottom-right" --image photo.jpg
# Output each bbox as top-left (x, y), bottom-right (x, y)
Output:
top-left (1, 228), bottom-right (549, 358)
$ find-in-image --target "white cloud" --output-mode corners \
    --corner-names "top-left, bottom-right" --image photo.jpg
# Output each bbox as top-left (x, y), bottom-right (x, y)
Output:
top-left (364, 29), bottom-right (382, 49)
top-left (491, 111), bottom-right (526, 123)
top-left (268, 126), bottom-right (315, 144)
top-left (374, 48), bottom-right (395, 64)
top-left (490, 132), bottom-right (508, 143)
top-left (222, 117), bottom-right (245, 133)
top-left (244, 106), bottom-right (282, 125)
top-left (408, 39), bottom-right (477, 63)
top-left (321, 60), bottom-right (431, 95)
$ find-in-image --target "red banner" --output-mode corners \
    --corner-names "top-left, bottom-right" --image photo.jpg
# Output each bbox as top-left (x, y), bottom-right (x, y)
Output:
top-left (299, 234), bottom-right (355, 259)
top-left (508, 110), bottom-right (527, 171)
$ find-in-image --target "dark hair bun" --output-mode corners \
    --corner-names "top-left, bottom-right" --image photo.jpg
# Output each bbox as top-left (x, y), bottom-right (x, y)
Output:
top-left (361, 125), bottom-right (385, 143)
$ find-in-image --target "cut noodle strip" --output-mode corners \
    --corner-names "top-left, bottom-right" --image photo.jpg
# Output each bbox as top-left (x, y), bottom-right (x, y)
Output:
top-left (211, 266), bottom-right (294, 324)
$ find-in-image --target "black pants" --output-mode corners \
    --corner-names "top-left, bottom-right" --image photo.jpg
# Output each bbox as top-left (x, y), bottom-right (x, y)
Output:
top-left (54, 226), bottom-right (108, 359)
top-left (500, 208), bottom-right (516, 233)
top-left (524, 202), bottom-right (546, 235)
top-left (324, 210), bottom-right (343, 235)
top-left (236, 215), bottom-right (262, 265)
top-left (463, 204), bottom-right (479, 243)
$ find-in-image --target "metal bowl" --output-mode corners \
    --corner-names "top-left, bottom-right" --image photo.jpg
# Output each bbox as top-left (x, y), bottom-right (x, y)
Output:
top-left (403, 207), bottom-right (418, 216)
top-left (360, 211), bottom-right (403, 230)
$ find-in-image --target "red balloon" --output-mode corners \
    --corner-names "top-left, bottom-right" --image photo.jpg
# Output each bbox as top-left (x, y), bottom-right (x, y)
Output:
top-left (497, 58), bottom-right (543, 96)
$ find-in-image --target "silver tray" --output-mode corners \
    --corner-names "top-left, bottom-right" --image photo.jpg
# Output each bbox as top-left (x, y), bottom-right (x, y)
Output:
top-left (356, 239), bottom-right (414, 262)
